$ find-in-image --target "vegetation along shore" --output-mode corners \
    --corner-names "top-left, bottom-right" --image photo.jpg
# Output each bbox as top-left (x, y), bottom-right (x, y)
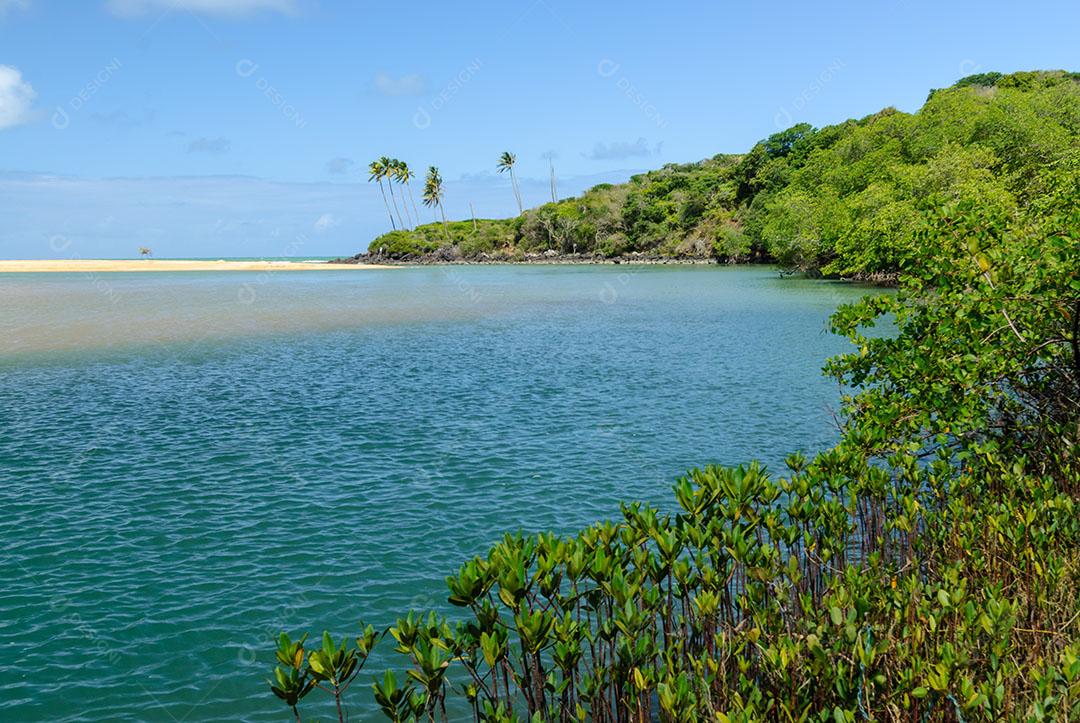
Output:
top-left (270, 70), bottom-right (1080, 721)
top-left (342, 70), bottom-right (1080, 284)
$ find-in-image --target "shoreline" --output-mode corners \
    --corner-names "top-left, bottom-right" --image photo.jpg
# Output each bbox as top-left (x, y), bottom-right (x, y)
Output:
top-left (331, 252), bottom-right (898, 284)
top-left (332, 251), bottom-right (722, 266)
top-left (0, 257), bottom-right (897, 285)
top-left (0, 259), bottom-right (397, 273)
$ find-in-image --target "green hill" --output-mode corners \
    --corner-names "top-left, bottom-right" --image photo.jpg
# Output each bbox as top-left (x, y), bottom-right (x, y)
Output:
top-left (366, 70), bottom-right (1080, 277)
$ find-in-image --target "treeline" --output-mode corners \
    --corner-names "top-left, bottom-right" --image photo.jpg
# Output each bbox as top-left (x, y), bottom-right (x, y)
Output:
top-left (367, 70), bottom-right (1080, 277)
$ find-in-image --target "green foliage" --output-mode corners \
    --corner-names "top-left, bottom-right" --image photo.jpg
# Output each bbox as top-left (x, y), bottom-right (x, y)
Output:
top-left (278, 78), bottom-right (1080, 722)
top-left (368, 71), bottom-right (1080, 278)
top-left (271, 453), bottom-right (1078, 721)
top-left (371, 230), bottom-right (442, 258)
top-left (827, 196), bottom-right (1079, 484)
top-left (268, 627), bottom-right (384, 722)
top-left (370, 219), bottom-right (517, 259)
top-left (956, 71), bottom-right (1003, 86)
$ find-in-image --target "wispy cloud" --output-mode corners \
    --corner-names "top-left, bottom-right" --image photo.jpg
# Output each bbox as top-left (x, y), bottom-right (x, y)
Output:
top-left (91, 108), bottom-right (157, 128)
top-left (458, 170), bottom-right (494, 182)
top-left (325, 156), bottom-right (354, 175)
top-left (584, 138), bottom-right (660, 161)
top-left (105, 0), bottom-right (298, 18)
top-left (313, 212), bottom-right (338, 232)
top-left (0, 65), bottom-right (36, 130)
top-left (186, 136), bottom-right (230, 154)
top-left (373, 71), bottom-right (427, 97)
top-left (0, 0), bottom-right (30, 16)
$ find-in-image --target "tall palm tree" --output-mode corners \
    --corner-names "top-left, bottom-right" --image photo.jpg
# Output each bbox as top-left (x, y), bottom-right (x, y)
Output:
top-left (422, 166), bottom-right (451, 242)
top-left (496, 151), bottom-right (523, 215)
top-left (394, 160), bottom-right (423, 230)
top-left (379, 155), bottom-right (406, 230)
top-left (542, 151), bottom-right (558, 203)
top-left (389, 159), bottom-right (414, 229)
top-left (369, 159), bottom-right (396, 230)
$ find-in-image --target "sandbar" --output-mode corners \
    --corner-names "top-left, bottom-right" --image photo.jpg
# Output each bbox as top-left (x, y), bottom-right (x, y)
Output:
top-left (0, 259), bottom-right (394, 273)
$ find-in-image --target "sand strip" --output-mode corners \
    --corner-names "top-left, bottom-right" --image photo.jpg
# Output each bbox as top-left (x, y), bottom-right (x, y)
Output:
top-left (0, 259), bottom-right (394, 273)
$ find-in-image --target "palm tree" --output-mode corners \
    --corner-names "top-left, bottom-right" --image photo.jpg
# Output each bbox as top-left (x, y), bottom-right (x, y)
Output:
top-left (393, 160), bottom-right (423, 230)
top-left (422, 166), bottom-right (451, 242)
top-left (388, 159), bottom-right (414, 229)
top-left (138, 246), bottom-right (153, 259)
top-left (496, 151), bottom-right (523, 215)
top-left (542, 151), bottom-right (558, 203)
top-left (369, 159), bottom-right (396, 230)
top-left (379, 155), bottom-right (406, 230)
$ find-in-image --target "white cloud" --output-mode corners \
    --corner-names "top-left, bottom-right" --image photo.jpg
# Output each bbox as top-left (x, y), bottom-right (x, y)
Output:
top-left (373, 72), bottom-right (427, 97)
top-left (313, 212), bottom-right (338, 232)
top-left (0, 65), bottom-right (35, 130)
top-left (105, 0), bottom-right (298, 18)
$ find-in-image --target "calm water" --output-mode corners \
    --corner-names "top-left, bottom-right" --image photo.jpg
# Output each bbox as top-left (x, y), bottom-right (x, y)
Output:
top-left (0, 265), bottom-right (871, 721)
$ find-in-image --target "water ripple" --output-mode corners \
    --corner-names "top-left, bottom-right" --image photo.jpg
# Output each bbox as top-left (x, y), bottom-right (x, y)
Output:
top-left (0, 266), bottom-right (874, 721)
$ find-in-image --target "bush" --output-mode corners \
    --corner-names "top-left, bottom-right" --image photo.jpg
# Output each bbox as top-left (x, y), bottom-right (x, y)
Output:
top-left (368, 230), bottom-right (441, 258)
top-left (370, 220), bottom-right (516, 259)
top-left (711, 219), bottom-right (750, 260)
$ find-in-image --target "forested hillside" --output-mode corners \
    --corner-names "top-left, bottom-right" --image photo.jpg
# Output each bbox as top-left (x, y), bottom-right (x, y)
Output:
top-left (367, 70), bottom-right (1080, 277)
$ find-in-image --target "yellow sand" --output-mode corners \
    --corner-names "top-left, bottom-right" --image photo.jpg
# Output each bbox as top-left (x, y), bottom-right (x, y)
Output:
top-left (0, 259), bottom-right (394, 273)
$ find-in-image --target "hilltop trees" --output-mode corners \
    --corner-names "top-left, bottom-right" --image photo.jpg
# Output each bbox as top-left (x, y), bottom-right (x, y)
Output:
top-left (366, 71), bottom-right (1080, 274)
top-left (497, 151), bottom-right (523, 215)
top-left (421, 166), bottom-right (450, 242)
top-left (542, 150), bottom-right (558, 203)
top-left (392, 160), bottom-right (422, 230)
top-left (368, 158), bottom-right (397, 231)
top-left (379, 155), bottom-right (406, 230)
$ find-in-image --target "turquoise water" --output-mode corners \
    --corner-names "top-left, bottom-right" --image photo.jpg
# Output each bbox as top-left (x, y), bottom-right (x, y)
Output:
top-left (0, 266), bottom-right (872, 721)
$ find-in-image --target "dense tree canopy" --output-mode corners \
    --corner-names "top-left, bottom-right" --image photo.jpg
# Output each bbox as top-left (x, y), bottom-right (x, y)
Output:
top-left (368, 70), bottom-right (1080, 279)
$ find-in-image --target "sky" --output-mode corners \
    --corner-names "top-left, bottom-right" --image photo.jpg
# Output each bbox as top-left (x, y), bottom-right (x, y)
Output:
top-left (0, 0), bottom-right (1078, 258)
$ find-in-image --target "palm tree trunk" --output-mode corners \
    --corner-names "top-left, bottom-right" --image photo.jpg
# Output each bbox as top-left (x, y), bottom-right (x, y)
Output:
top-left (399, 185), bottom-right (415, 229)
top-left (387, 182), bottom-right (406, 230)
top-left (510, 167), bottom-right (523, 214)
top-left (406, 182), bottom-right (422, 228)
top-left (439, 203), bottom-right (451, 242)
top-left (549, 161), bottom-right (557, 203)
top-left (378, 181), bottom-right (396, 230)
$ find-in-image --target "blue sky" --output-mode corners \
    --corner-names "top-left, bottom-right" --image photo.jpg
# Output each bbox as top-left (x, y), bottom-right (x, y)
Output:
top-left (1, 0), bottom-right (1078, 258)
